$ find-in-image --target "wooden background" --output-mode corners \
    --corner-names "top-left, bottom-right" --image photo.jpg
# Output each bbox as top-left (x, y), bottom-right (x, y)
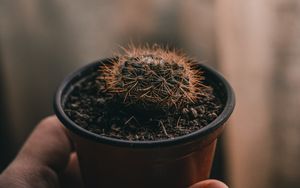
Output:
top-left (1, 0), bottom-right (300, 187)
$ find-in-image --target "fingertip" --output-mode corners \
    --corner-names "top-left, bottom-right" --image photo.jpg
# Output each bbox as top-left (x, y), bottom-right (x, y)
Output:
top-left (37, 115), bottom-right (63, 132)
top-left (189, 179), bottom-right (228, 188)
top-left (38, 115), bottom-right (75, 151)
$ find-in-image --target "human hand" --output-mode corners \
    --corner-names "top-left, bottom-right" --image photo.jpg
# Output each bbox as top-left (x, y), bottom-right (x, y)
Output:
top-left (0, 116), bottom-right (83, 188)
top-left (0, 116), bottom-right (228, 188)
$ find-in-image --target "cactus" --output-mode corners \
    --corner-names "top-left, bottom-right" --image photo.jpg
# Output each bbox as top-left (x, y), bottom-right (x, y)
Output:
top-left (98, 44), bottom-right (210, 111)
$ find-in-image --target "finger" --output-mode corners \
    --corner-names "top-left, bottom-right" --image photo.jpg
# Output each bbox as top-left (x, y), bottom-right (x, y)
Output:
top-left (60, 152), bottom-right (84, 188)
top-left (0, 116), bottom-right (73, 188)
top-left (189, 179), bottom-right (229, 188)
top-left (16, 116), bottom-right (72, 172)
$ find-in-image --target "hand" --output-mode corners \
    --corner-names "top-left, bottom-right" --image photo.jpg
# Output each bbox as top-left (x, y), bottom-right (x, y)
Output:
top-left (0, 116), bottom-right (83, 188)
top-left (0, 116), bottom-right (228, 188)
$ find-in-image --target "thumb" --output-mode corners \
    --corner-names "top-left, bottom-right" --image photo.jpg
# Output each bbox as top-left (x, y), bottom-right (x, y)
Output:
top-left (0, 116), bottom-right (73, 188)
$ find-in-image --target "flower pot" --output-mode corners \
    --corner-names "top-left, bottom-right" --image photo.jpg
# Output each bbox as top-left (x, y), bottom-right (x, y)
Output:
top-left (54, 58), bottom-right (235, 188)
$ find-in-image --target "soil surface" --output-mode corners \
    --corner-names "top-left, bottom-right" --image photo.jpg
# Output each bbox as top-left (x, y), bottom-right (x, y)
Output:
top-left (64, 73), bottom-right (223, 141)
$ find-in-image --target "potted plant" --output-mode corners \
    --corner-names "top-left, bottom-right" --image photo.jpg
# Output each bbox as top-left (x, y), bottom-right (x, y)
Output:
top-left (54, 44), bottom-right (235, 188)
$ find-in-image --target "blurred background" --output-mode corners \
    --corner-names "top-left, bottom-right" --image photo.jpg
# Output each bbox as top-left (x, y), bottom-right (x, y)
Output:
top-left (1, 0), bottom-right (300, 187)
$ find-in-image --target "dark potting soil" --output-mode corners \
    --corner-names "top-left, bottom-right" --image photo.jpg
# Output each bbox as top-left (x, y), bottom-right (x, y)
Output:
top-left (64, 73), bottom-right (223, 141)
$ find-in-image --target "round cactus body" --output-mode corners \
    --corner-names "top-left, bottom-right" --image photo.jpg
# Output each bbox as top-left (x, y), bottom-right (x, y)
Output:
top-left (98, 44), bottom-right (210, 110)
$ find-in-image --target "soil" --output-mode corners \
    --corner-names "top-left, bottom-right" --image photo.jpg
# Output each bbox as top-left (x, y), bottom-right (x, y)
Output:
top-left (64, 73), bottom-right (223, 141)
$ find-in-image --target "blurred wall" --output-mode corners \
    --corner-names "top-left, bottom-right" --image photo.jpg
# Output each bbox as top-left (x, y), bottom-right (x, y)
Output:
top-left (216, 0), bottom-right (300, 187)
top-left (0, 43), bottom-right (12, 170)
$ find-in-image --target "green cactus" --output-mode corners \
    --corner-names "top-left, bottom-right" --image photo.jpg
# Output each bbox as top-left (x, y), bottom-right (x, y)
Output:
top-left (98, 44), bottom-right (210, 110)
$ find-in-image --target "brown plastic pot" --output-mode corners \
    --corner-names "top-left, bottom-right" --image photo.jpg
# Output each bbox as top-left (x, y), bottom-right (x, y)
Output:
top-left (54, 58), bottom-right (235, 188)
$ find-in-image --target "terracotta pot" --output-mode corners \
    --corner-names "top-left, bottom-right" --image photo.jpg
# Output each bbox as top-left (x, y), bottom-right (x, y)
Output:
top-left (54, 59), bottom-right (235, 188)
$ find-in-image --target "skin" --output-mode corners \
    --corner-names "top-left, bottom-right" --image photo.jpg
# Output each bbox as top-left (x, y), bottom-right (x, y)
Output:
top-left (0, 116), bottom-right (228, 188)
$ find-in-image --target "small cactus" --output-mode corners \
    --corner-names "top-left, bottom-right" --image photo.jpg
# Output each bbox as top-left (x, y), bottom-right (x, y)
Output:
top-left (98, 44), bottom-right (210, 110)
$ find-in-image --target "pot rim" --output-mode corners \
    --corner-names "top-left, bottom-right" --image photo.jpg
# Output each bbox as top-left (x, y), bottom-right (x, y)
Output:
top-left (54, 59), bottom-right (235, 148)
